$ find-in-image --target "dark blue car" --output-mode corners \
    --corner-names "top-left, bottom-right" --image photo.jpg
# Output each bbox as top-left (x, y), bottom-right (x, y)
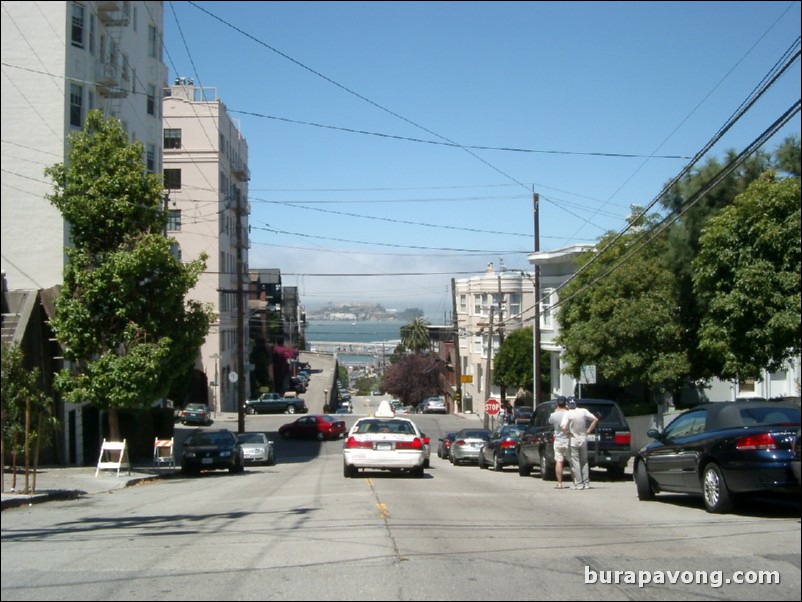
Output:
top-left (478, 425), bottom-right (526, 471)
top-left (634, 401), bottom-right (800, 513)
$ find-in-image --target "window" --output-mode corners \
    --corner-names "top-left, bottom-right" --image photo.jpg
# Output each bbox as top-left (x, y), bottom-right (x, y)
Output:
top-left (146, 84), bottom-right (156, 116)
top-left (88, 13), bottom-right (96, 55)
top-left (71, 3), bottom-right (85, 48)
top-left (146, 144), bottom-right (155, 173)
top-left (541, 288), bottom-right (554, 329)
top-left (164, 128), bottom-right (181, 149)
top-left (508, 293), bottom-right (521, 318)
top-left (166, 210), bottom-right (182, 231)
top-left (148, 25), bottom-right (158, 58)
top-left (69, 83), bottom-right (83, 127)
top-left (459, 294), bottom-right (467, 314)
top-left (163, 168), bottom-right (181, 190)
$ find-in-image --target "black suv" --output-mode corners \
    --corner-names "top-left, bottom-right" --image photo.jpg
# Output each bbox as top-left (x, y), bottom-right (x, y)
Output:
top-left (516, 398), bottom-right (632, 481)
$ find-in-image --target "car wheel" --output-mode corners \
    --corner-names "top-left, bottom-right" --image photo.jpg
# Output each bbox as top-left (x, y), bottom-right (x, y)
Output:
top-left (343, 462), bottom-right (357, 478)
top-left (478, 452), bottom-right (488, 469)
top-left (245, 406), bottom-right (256, 415)
top-left (702, 463), bottom-right (734, 513)
top-left (449, 453), bottom-right (456, 465)
top-left (281, 431), bottom-right (291, 439)
top-left (267, 451), bottom-right (275, 466)
top-left (493, 453), bottom-right (504, 472)
top-left (316, 432), bottom-right (325, 441)
top-left (634, 460), bottom-right (655, 501)
top-left (411, 465), bottom-right (424, 478)
top-left (540, 453), bottom-right (555, 481)
top-left (518, 459), bottom-right (532, 477)
top-left (286, 406), bottom-right (296, 414)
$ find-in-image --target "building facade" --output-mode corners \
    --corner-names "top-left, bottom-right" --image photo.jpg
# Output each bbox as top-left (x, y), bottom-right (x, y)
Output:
top-left (454, 262), bottom-right (536, 416)
top-left (162, 80), bottom-right (250, 413)
top-left (2, 0), bottom-right (167, 290)
top-left (1, 1), bottom-right (168, 464)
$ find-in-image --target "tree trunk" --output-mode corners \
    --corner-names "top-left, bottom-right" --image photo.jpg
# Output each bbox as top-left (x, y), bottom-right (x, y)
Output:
top-left (108, 408), bottom-right (121, 441)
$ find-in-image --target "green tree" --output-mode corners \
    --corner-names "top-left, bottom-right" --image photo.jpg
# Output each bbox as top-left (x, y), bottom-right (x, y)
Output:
top-left (1, 342), bottom-right (53, 493)
top-left (492, 326), bottom-right (550, 397)
top-left (45, 110), bottom-right (214, 439)
top-left (400, 318), bottom-right (431, 353)
top-left (557, 219), bottom-right (689, 396)
top-left (693, 174), bottom-right (801, 380)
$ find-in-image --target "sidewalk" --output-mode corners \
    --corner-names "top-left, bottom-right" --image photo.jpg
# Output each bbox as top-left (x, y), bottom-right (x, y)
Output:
top-left (1, 463), bottom-right (179, 511)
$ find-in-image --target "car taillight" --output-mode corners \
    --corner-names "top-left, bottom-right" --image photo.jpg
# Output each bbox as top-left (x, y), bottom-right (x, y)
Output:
top-left (736, 433), bottom-right (777, 451)
top-left (345, 437), bottom-right (372, 449)
top-left (501, 440), bottom-right (517, 449)
top-left (614, 432), bottom-right (631, 445)
top-left (396, 438), bottom-right (423, 450)
top-left (455, 439), bottom-right (466, 446)
top-left (423, 436), bottom-right (430, 445)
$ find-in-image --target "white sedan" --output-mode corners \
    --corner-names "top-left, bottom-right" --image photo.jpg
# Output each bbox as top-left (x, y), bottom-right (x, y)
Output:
top-left (343, 402), bottom-right (427, 478)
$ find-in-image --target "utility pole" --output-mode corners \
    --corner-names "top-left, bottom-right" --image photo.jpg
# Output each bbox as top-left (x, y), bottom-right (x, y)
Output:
top-left (533, 191), bottom-right (542, 406)
top-left (451, 278), bottom-right (462, 413)
top-left (235, 188), bottom-right (246, 434)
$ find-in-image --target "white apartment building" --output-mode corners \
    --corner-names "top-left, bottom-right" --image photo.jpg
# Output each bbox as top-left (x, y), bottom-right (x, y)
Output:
top-left (454, 262), bottom-right (536, 415)
top-left (162, 80), bottom-right (250, 413)
top-left (2, 0), bottom-right (167, 289)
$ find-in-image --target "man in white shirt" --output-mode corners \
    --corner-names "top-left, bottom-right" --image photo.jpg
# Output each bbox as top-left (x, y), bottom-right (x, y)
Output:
top-left (548, 396), bottom-right (571, 489)
top-left (560, 397), bottom-right (599, 490)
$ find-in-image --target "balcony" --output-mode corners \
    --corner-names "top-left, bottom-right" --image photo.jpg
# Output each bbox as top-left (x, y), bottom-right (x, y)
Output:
top-left (95, 62), bottom-right (128, 98)
top-left (97, 1), bottom-right (130, 27)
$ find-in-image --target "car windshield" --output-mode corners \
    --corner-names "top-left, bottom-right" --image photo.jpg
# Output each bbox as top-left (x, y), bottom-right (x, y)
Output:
top-left (581, 403), bottom-right (625, 425)
top-left (461, 430), bottom-right (490, 439)
top-left (355, 420), bottom-right (415, 435)
top-left (190, 432), bottom-right (232, 446)
top-left (185, 404), bottom-right (205, 411)
top-left (237, 433), bottom-right (267, 444)
top-left (717, 405), bottom-right (801, 429)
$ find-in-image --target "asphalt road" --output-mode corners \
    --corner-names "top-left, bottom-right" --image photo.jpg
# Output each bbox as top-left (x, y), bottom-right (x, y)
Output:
top-left (2, 406), bottom-right (800, 601)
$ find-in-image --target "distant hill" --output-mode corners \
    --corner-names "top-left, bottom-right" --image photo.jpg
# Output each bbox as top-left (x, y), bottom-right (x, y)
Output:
top-left (308, 303), bottom-right (424, 322)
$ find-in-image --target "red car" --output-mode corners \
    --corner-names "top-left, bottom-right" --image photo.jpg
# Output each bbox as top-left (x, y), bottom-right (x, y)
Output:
top-left (279, 415), bottom-right (346, 441)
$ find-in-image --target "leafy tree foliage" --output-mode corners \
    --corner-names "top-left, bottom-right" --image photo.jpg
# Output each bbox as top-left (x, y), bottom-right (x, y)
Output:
top-left (400, 318), bottom-right (431, 353)
top-left (45, 111), bottom-right (214, 436)
top-left (557, 217), bottom-right (689, 393)
top-left (693, 174), bottom-right (801, 379)
top-left (493, 327), bottom-right (552, 397)
top-left (381, 354), bottom-right (445, 406)
top-left (1, 342), bottom-right (54, 493)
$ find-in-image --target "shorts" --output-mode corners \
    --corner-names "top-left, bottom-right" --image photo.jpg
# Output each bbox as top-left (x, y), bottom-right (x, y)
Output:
top-left (554, 441), bottom-right (569, 463)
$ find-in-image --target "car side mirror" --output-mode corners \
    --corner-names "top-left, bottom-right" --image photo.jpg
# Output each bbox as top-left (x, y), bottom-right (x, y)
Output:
top-left (646, 428), bottom-right (663, 440)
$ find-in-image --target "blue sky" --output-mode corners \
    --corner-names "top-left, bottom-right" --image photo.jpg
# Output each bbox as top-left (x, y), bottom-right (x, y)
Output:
top-left (163, 1), bottom-right (801, 321)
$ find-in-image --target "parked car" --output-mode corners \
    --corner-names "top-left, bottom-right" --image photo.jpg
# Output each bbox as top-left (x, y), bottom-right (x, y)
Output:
top-left (450, 428), bottom-right (491, 465)
top-left (517, 398), bottom-right (632, 480)
top-left (245, 393), bottom-right (308, 415)
top-left (437, 432), bottom-right (456, 459)
top-left (421, 396), bottom-right (448, 414)
top-left (180, 403), bottom-right (212, 426)
top-left (793, 427), bottom-right (802, 488)
top-left (181, 429), bottom-right (243, 475)
top-left (512, 406), bottom-right (533, 425)
top-left (343, 401), bottom-right (427, 478)
top-left (634, 401), bottom-right (800, 513)
top-left (237, 432), bottom-right (275, 466)
top-left (478, 425), bottom-right (525, 471)
top-left (279, 415), bottom-right (346, 441)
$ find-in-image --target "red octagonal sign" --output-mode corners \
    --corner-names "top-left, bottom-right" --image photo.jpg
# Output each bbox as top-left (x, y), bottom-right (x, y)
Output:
top-left (484, 398), bottom-right (501, 415)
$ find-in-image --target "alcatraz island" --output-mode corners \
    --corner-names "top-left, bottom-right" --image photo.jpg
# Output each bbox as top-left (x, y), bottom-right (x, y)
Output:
top-left (307, 302), bottom-right (424, 322)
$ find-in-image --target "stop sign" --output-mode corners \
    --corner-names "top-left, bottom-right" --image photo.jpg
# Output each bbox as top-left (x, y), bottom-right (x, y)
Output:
top-left (484, 398), bottom-right (501, 415)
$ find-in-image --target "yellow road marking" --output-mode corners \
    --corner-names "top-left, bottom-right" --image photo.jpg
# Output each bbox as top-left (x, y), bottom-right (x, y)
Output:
top-left (376, 503), bottom-right (390, 520)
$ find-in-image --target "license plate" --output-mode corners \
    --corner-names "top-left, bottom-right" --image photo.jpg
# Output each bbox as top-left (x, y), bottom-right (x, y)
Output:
top-left (376, 443), bottom-right (393, 451)
top-left (587, 434), bottom-right (596, 442)
top-left (202, 458), bottom-right (213, 464)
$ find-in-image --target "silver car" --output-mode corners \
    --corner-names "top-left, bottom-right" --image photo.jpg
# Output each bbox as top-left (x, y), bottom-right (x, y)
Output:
top-left (450, 428), bottom-right (491, 465)
top-left (237, 432), bottom-right (275, 466)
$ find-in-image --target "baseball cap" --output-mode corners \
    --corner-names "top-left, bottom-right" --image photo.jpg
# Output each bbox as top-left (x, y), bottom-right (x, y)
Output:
top-left (556, 396), bottom-right (567, 407)
top-left (567, 397), bottom-right (577, 408)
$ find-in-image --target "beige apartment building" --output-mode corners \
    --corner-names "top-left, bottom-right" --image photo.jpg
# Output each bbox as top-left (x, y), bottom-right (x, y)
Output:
top-left (162, 80), bottom-right (251, 413)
